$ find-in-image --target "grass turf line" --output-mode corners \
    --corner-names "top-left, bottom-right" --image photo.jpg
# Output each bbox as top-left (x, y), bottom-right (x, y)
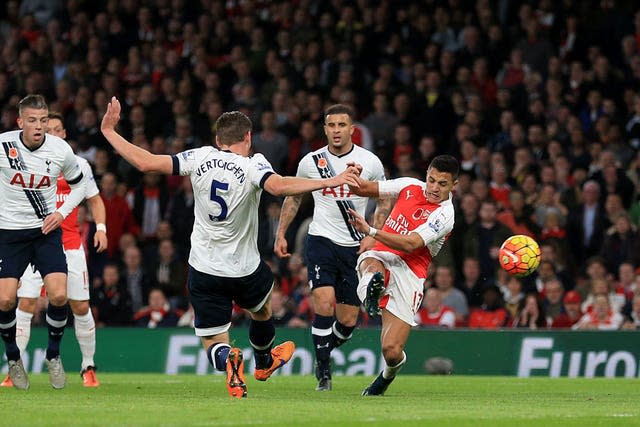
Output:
top-left (1, 374), bottom-right (639, 427)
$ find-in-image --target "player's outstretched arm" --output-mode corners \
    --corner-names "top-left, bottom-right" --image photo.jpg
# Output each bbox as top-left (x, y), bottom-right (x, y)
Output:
top-left (86, 194), bottom-right (108, 252)
top-left (263, 166), bottom-right (360, 197)
top-left (348, 176), bottom-right (380, 198)
top-left (274, 195), bottom-right (303, 258)
top-left (348, 208), bottom-right (424, 253)
top-left (100, 96), bottom-right (173, 174)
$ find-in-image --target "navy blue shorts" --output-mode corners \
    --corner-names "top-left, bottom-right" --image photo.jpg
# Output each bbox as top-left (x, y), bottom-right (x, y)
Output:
top-left (305, 234), bottom-right (360, 306)
top-left (0, 228), bottom-right (66, 279)
top-left (188, 261), bottom-right (274, 336)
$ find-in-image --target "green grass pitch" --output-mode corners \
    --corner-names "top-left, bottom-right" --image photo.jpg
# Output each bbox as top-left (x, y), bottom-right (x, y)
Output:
top-left (2, 374), bottom-right (639, 426)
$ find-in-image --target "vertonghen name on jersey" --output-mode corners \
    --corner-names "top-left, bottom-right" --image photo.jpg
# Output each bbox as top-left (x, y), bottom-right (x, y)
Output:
top-left (195, 158), bottom-right (246, 183)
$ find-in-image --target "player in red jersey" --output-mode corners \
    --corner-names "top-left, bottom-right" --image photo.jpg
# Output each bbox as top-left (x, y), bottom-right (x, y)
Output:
top-left (1, 112), bottom-right (107, 388)
top-left (347, 155), bottom-right (459, 396)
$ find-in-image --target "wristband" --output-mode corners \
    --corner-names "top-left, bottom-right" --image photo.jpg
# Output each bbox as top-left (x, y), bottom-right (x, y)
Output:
top-left (96, 223), bottom-right (107, 233)
top-left (368, 227), bottom-right (377, 237)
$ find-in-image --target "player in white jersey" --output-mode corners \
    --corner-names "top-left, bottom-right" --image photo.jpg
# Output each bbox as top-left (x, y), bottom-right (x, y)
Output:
top-left (100, 97), bottom-right (360, 398)
top-left (0, 112), bottom-right (107, 388)
top-left (0, 95), bottom-right (87, 390)
top-left (274, 104), bottom-right (390, 391)
top-left (347, 155), bottom-right (459, 396)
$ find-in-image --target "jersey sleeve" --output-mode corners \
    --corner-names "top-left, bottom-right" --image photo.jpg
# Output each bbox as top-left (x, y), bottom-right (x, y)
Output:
top-left (79, 158), bottom-right (99, 199)
top-left (377, 177), bottom-right (422, 198)
top-left (172, 148), bottom-right (201, 176)
top-left (413, 204), bottom-right (455, 246)
top-left (61, 145), bottom-right (83, 184)
top-left (248, 153), bottom-right (275, 188)
top-left (368, 154), bottom-right (386, 182)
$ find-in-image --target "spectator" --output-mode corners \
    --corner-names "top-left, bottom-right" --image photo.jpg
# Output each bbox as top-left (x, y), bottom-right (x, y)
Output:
top-left (433, 265), bottom-right (468, 326)
top-left (148, 239), bottom-right (187, 310)
top-left (511, 292), bottom-right (547, 329)
top-left (133, 288), bottom-right (182, 328)
top-left (415, 287), bottom-right (456, 329)
top-left (121, 245), bottom-right (152, 313)
top-left (542, 278), bottom-right (565, 321)
top-left (621, 293), bottom-right (640, 330)
top-left (99, 172), bottom-right (139, 259)
top-left (573, 293), bottom-right (623, 331)
top-left (468, 285), bottom-right (509, 329)
top-left (551, 290), bottom-right (583, 328)
top-left (91, 263), bottom-right (132, 327)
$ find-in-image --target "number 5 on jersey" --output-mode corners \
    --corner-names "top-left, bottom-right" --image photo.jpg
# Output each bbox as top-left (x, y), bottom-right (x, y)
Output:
top-left (209, 179), bottom-right (229, 221)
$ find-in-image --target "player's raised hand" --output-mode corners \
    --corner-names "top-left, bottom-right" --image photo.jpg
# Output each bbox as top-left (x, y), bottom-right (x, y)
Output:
top-left (347, 208), bottom-right (371, 235)
top-left (42, 212), bottom-right (64, 235)
top-left (94, 229), bottom-right (108, 253)
top-left (100, 96), bottom-right (122, 133)
top-left (274, 235), bottom-right (290, 258)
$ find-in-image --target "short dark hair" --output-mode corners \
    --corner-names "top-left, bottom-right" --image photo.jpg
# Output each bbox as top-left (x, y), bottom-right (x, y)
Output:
top-left (429, 155), bottom-right (459, 180)
top-left (48, 111), bottom-right (64, 123)
top-left (214, 111), bottom-right (252, 146)
top-left (324, 104), bottom-right (354, 123)
top-left (18, 94), bottom-right (48, 116)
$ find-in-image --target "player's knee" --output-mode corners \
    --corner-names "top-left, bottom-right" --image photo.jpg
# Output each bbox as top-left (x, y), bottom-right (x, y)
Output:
top-left (69, 300), bottom-right (90, 315)
top-left (0, 296), bottom-right (16, 312)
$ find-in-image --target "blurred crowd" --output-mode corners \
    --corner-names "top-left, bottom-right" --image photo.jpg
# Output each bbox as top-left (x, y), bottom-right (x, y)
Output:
top-left (2, 0), bottom-right (640, 330)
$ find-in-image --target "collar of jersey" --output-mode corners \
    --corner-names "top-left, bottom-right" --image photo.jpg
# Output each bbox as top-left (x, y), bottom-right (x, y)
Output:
top-left (19, 131), bottom-right (46, 152)
top-left (326, 144), bottom-right (354, 158)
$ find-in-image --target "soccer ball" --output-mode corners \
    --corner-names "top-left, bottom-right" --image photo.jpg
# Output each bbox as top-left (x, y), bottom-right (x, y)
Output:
top-left (498, 235), bottom-right (541, 277)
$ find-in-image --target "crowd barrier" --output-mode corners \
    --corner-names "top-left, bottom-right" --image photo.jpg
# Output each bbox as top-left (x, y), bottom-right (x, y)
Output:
top-left (10, 328), bottom-right (640, 378)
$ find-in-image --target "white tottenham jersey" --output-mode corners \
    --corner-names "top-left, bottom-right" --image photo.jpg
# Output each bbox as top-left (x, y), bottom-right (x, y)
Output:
top-left (297, 144), bottom-right (385, 247)
top-left (77, 156), bottom-right (99, 199)
top-left (0, 131), bottom-right (82, 229)
top-left (173, 147), bottom-right (275, 277)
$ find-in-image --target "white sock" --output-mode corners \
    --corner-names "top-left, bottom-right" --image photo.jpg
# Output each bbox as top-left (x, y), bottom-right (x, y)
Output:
top-left (15, 308), bottom-right (33, 355)
top-left (357, 271), bottom-right (374, 303)
top-left (383, 351), bottom-right (407, 380)
top-left (74, 311), bottom-right (96, 370)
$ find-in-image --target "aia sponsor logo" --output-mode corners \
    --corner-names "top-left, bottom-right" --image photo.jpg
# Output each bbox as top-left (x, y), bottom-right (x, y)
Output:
top-left (9, 172), bottom-right (51, 189)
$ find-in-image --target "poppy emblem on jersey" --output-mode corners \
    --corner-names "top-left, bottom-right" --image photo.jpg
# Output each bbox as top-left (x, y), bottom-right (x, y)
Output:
top-left (317, 158), bottom-right (327, 168)
top-left (8, 147), bottom-right (18, 159)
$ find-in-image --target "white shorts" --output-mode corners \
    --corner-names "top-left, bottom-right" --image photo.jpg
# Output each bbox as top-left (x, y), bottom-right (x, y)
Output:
top-left (18, 247), bottom-right (89, 301)
top-left (356, 250), bottom-right (425, 326)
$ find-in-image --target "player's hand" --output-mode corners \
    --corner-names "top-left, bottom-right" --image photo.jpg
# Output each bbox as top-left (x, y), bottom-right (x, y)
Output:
top-left (42, 212), bottom-right (64, 234)
top-left (346, 161), bottom-right (363, 176)
top-left (94, 230), bottom-right (108, 253)
top-left (358, 235), bottom-right (376, 254)
top-left (100, 96), bottom-right (122, 133)
top-left (331, 167), bottom-right (360, 188)
top-left (274, 235), bottom-right (290, 258)
top-left (347, 208), bottom-right (370, 234)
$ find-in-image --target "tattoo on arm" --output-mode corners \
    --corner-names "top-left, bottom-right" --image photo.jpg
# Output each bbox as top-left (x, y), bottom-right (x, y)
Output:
top-left (372, 197), bottom-right (393, 229)
top-left (277, 195), bottom-right (303, 235)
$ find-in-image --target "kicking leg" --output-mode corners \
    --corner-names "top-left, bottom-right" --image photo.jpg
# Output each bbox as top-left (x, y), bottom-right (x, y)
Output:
top-left (363, 310), bottom-right (411, 396)
top-left (356, 258), bottom-right (386, 316)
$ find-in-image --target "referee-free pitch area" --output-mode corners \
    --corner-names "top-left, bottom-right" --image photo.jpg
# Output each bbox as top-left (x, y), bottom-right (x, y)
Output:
top-left (1, 374), bottom-right (639, 426)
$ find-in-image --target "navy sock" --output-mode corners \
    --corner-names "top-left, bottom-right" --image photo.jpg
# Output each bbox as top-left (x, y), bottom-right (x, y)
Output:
top-left (46, 304), bottom-right (67, 360)
top-left (207, 343), bottom-right (231, 371)
top-left (332, 320), bottom-right (356, 348)
top-left (312, 315), bottom-right (334, 367)
top-left (0, 309), bottom-right (19, 361)
top-left (249, 319), bottom-right (275, 369)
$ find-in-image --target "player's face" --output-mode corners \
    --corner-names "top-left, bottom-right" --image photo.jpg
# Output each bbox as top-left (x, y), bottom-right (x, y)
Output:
top-left (46, 118), bottom-right (66, 139)
top-left (17, 107), bottom-right (49, 147)
top-left (425, 167), bottom-right (456, 203)
top-left (324, 113), bottom-right (354, 153)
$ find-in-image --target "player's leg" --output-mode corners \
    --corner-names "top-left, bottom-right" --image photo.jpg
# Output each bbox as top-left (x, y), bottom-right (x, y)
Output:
top-left (331, 243), bottom-right (364, 350)
top-left (15, 264), bottom-right (45, 355)
top-left (0, 229), bottom-right (35, 390)
top-left (36, 228), bottom-right (70, 389)
top-left (356, 257), bottom-right (386, 316)
top-left (67, 247), bottom-right (99, 387)
top-left (0, 277), bottom-right (29, 390)
top-left (236, 261), bottom-right (295, 382)
top-left (188, 266), bottom-right (245, 398)
top-left (362, 312), bottom-right (410, 396)
top-left (305, 235), bottom-right (340, 390)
